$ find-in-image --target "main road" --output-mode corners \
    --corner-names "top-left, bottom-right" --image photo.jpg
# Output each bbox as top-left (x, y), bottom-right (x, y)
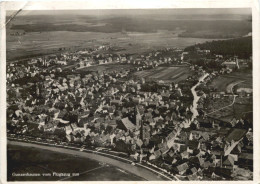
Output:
top-left (8, 140), bottom-right (174, 181)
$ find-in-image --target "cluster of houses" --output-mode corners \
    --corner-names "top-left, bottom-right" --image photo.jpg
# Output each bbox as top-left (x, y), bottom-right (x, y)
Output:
top-left (7, 46), bottom-right (253, 180)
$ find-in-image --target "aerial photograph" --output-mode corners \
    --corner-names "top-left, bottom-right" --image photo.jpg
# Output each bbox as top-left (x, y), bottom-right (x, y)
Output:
top-left (6, 8), bottom-right (253, 181)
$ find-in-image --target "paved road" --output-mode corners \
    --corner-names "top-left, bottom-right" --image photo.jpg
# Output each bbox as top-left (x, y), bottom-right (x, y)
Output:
top-left (8, 140), bottom-right (168, 181)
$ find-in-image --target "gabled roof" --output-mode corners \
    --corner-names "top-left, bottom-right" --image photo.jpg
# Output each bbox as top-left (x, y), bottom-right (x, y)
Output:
top-left (154, 149), bottom-right (162, 158)
top-left (223, 155), bottom-right (236, 166)
top-left (121, 117), bottom-right (135, 131)
top-left (225, 128), bottom-right (247, 142)
top-left (177, 162), bottom-right (189, 172)
top-left (191, 167), bottom-right (198, 174)
top-left (188, 173), bottom-right (198, 180)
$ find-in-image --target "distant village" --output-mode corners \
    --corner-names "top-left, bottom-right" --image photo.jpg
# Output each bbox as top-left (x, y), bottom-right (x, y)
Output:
top-left (7, 44), bottom-right (253, 180)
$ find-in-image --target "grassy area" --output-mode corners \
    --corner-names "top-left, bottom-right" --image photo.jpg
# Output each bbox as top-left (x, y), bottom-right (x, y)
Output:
top-left (233, 101), bottom-right (253, 119)
top-left (205, 97), bottom-right (234, 112)
top-left (134, 66), bottom-right (193, 83)
top-left (77, 63), bottom-right (134, 73)
top-left (7, 11), bottom-right (251, 61)
top-left (6, 30), bottom-right (218, 61)
top-left (206, 96), bottom-right (252, 122)
top-left (209, 70), bottom-right (252, 92)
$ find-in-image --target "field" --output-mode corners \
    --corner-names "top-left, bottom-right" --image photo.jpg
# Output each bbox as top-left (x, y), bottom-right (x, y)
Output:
top-left (233, 98), bottom-right (253, 119)
top-left (7, 30), bottom-right (218, 61)
top-left (206, 96), bottom-right (252, 122)
top-left (77, 63), bottom-right (134, 73)
top-left (134, 66), bottom-right (193, 83)
top-left (7, 144), bottom-right (145, 181)
top-left (7, 10), bottom-right (250, 61)
top-left (8, 11), bottom-right (251, 38)
top-left (209, 71), bottom-right (252, 93)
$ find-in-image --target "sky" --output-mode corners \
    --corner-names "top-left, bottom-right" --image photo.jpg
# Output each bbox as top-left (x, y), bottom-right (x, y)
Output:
top-left (6, 8), bottom-right (251, 17)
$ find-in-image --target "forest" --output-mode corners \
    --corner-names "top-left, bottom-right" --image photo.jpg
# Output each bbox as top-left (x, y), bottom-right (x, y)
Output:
top-left (184, 36), bottom-right (252, 59)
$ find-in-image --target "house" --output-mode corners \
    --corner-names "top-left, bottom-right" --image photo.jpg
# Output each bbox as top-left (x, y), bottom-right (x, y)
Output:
top-left (191, 167), bottom-right (198, 174)
top-left (110, 99), bottom-right (123, 106)
top-left (215, 54), bottom-right (223, 58)
top-left (176, 162), bottom-right (189, 175)
top-left (65, 125), bottom-right (73, 135)
top-left (181, 151), bottom-right (189, 159)
top-left (222, 61), bottom-right (237, 69)
top-left (57, 60), bottom-right (67, 65)
top-left (43, 123), bottom-right (55, 132)
top-left (236, 88), bottom-right (253, 96)
top-left (154, 149), bottom-right (162, 159)
top-left (202, 160), bottom-right (212, 169)
top-left (210, 92), bottom-right (221, 98)
top-left (188, 173), bottom-right (198, 180)
top-left (222, 154), bottom-right (238, 170)
top-left (117, 117), bottom-right (136, 132)
top-left (225, 128), bottom-right (247, 142)
top-left (106, 119), bottom-right (117, 129)
top-left (66, 134), bottom-right (73, 142)
top-left (159, 142), bottom-right (169, 154)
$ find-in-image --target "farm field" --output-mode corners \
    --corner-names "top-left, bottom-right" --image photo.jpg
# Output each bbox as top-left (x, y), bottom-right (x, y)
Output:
top-left (6, 30), bottom-right (219, 61)
top-left (6, 10), bottom-right (250, 61)
top-left (134, 66), bottom-right (193, 83)
top-left (209, 70), bottom-right (252, 93)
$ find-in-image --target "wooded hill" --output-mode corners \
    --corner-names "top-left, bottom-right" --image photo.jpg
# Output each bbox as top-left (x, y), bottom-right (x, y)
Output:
top-left (184, 36), bottom-right (252, 59)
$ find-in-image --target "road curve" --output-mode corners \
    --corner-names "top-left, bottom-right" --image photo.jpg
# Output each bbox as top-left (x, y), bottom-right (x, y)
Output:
top-left (8, 140), bottom-right (167, 181)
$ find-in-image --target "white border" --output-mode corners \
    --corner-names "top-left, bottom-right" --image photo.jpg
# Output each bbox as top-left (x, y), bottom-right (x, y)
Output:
top-left (0, 0), bottom-right (259, 184)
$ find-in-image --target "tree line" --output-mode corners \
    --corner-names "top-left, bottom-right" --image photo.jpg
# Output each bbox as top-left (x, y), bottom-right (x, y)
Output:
top-left (185, 36), bottom-right (252, 59)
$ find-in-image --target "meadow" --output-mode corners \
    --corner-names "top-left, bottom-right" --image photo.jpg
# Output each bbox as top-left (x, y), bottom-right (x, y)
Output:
top-left (134, 66), bottom-right (193, 83)
top-left (6, 30), bottom-right (218, 61)
top-left (7, 11), bottom-right (251, 61)
top-left (207, 100), bottom-right (252, 122)
top-left (209, 70), bottom-right (252, 93)
top-left (77, 63), bottom-right (134, 73)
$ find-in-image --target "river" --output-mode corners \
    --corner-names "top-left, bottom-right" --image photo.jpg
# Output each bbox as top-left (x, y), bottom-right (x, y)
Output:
top-left (190, 73), bottom-right (209, 122)
top-left (7, 140), bottom-right (168, 181)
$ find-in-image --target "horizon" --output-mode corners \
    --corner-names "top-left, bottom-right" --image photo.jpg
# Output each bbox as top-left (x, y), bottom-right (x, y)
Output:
top-left (7, 8), bottom-right (251, 17)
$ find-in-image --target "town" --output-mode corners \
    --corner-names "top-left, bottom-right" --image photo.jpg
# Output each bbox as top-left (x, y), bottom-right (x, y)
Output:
top-left (7, 41), bottom-right (253, 180)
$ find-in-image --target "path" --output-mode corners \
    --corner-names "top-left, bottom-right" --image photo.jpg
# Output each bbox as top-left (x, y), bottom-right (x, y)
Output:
top-left (205, 80), bottom-right (244, 116)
